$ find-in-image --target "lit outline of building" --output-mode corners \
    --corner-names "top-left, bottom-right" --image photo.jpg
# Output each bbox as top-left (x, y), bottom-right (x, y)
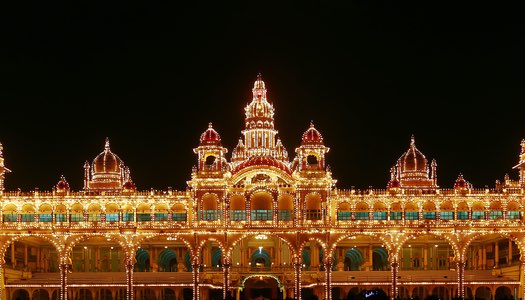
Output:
top-left (1, 75), bottom-right (525, 300)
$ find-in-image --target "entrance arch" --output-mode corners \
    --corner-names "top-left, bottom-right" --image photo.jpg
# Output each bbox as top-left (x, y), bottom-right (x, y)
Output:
top-left (242, 275), bottom-right (282, 300)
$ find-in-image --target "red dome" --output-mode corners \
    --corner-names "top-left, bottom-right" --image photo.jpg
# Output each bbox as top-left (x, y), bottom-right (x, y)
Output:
top-left (232, 156), bottom-right (291, 175)
top-left (199, 123), bottom-right (222, 145)
top-left (454, 174), bottom-right (467, 189)
top-left (301, 122), bottom-right (323, 145)
top-left (56, 175), bottom-right (70, 191)
top-left (123, 180), bottom-right (136, 190)
top-left (388, 178), bottom-right (400, 188)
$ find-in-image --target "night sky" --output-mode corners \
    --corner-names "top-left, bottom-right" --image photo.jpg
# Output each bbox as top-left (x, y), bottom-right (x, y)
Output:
top-left (0, 2), bottom-right (524, 191)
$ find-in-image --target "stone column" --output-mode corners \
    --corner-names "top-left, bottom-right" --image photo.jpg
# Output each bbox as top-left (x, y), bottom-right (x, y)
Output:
top-left (223, 256), bottom-right (231, 300)
top-left (456, 261), bottom-right (465, 299)
top-left (192, 257), bottom-right (200, 300)
top-left (24, 244), bottom-right (28, 268)
top-left (520, 260), bottom-right (525, 300)
top-left (390, 256), bottom-right (399, 300)
top-left (508, 240), bottom-right (513, 266)
top-left (495, 242), bottom-right (499, 268)
top-left (0, 261), bottom-right (5, 300)
top-left (324, 257), bottom-right (333, 300)
top-left (11, 244), bottom-right (15, 269)
top-left (59, 263), bottom-right (69, 300)
top-left (125, 254), bottom-right (134, 300)
top-left (293, 256), bottom-right (302, 300)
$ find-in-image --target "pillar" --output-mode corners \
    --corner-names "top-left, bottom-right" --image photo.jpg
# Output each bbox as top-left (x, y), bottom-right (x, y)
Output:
top-left (125, 254), bottom-right (134, 300)
top-left (24, 244), bottom-right (28, 268)
top-left (508, 240), bottom-right (513, 266)
top-left (324, 257), bottom-right (333, 300)
top-left (495, 242), bottom-right (499, 268)
top-left (223, 256), bottom-right (231, 300)
top-left (294, 258), bottom-right (302, 300)
top-left (482, 247), bottom-right (487, 269)
top-left (519, 258), bottom-right (525, 299)
top-left (95, 247), bottom-right (100, 272)
top-left (456, 261), bottom-right (465, 299)
top-left (390, 256), bottom-right (399, 300)
top-left (0, 262), bottom-right (5, 300)
top-left (11, 244), bottom-right (15, 269)
top-left (311, 246), bottom-right (319, 270)
top-left (192, 257), bottom-right (200, 300)
top-left (59, 263), bottom-right (68, 300)
top-left (236, 288), bottom-right (240, 300)
top-left (423, 246), bottom-right (428, 270)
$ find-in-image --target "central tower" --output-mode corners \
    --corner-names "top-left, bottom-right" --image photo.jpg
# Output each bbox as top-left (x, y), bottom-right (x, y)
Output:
top-left (241, 73), bottom-right (279, 157)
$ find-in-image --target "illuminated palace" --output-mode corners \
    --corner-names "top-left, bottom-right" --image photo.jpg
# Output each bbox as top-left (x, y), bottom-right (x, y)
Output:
top-left (2, 75), bottom-right (525, 300)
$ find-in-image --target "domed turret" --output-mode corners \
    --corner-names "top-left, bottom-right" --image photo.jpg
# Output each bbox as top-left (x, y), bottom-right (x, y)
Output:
top-left (84, 138), bottom-right (130, 191)
top-left (398, 135), bottom-right (427, 173)
top-left (93, 138), bottom-right (123, 174)
top-left (193, 123), bottom-right (228, 174)
top-left (454, 173), bottom-right (469, 189)
top-left (391, 135), bottom-right (437, 190)
top-left (122, 180), bottom-right (136, 192)
top-left (200, 123), bottom-right (222, 146)
top-left (294, 121), bottom-right (330, 172)
top-left (301, 121), bottom-right (324, 146)
top-left (55, 175), bottom-right (70, 194)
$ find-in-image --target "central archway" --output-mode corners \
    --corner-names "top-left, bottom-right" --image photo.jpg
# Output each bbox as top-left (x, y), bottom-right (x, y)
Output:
top-left (242, 275), bottom-right (282, 300)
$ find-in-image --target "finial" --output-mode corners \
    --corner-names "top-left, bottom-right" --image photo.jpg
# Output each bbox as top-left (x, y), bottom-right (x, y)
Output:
top-left (105, 137), bottom-right (110, 150)
top-left (310, 120), bottom-right (315, 128)
top-left (208, 122), bottom-right (213, 128)
top-left (410, 134), bottom-right (415, 147)
top-left (257, 72), bottom-right (262, 80)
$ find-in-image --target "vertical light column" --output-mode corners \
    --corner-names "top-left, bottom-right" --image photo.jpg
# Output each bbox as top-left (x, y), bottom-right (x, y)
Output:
top-left (223, 257), bottom-right (231, 300)
top-left (59, 262), bottom-right (68, 300)
top-left (192, 256), bottom-right (200, 300)
top-left (0, 261), bottom-right (5, 300)
top-left (125, 254), bottom-right (134, 300)
top-left (518, 259), bottom-right (525, 299)
top-left (456, 260), bottom-right (465, 299)
top-left (324, 256), bottom-right (333, 300)
top-left (294, 256), bottom-right (302, 300)
top-left (390, 255), bottom-right (399, 300)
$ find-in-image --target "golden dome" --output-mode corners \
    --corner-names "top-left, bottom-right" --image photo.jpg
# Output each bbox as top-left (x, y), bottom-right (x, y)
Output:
top-left (397, 135), bottom-right (428, 174)
top-left (92, 138), bottom-right (123, 174)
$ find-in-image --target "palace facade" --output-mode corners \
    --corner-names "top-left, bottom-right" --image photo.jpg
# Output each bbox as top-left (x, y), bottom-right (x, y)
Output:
top-left (1, 75), bottom-right (525, 300)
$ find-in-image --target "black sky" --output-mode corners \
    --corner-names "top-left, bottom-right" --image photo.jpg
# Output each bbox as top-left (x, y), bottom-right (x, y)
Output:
top-left (0, 2), bottom-right (524, 191)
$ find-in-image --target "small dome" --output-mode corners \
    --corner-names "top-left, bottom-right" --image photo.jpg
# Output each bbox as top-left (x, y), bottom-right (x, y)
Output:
top-left (93, 138), bottom-right (123, 174)
top-left (231, 155), bottom-right (291, 175)
top-left (301, 122), bottom-right (324, 145)
top-left (199, 123), bottom-right (222, 146)
top-left (56, 175), bottom-right (70, 191)
top-left (123, 180), bottom-right (136, 191)
top-left (388, 178), bottom-right (400, 188)
top-left (454, 174), bottom-right (468, 189)
top-left (397, 135), bottom-right (427, 172)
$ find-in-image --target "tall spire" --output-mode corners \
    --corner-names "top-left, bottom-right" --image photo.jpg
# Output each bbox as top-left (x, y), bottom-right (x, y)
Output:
top-left (242, 73), bottom-right (278, 157)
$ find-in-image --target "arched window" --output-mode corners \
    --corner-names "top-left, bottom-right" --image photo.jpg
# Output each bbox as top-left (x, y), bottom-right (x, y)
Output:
top-left (230, 195), bottom-right (246, 221)
top-left (305, 193), bottom-right (322, 220)
top-left (278, 194), bottom-right (293, 221)
top-left (201, 194), bottom-right (220, 221)
top-left (337, 202), bottom-right (351, 220)
top-left (251, 192), bottom-right (273, 221)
